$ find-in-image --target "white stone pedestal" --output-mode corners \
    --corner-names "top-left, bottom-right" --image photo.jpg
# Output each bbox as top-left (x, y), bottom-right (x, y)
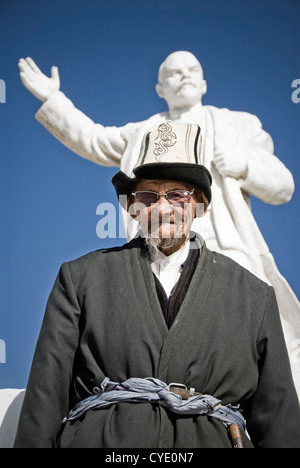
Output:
top-left (0, 389), bottom-right (25, 448)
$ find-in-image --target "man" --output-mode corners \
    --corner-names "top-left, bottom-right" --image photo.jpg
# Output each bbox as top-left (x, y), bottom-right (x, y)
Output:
top-left (14, 123), bottom-right (300, 448)
top-left (18, 53), bottom-right (300, 399)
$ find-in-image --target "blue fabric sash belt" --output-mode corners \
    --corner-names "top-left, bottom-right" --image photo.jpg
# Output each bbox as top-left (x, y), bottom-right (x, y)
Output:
top-left (63, 377), bottom-right (246, 432)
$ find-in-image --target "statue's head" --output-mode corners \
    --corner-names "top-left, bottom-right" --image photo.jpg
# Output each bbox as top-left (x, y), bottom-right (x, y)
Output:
top-left (156, 51), bottom-right (207, 112)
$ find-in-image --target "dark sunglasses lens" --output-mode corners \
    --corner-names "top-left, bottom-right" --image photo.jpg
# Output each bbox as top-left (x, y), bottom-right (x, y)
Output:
top-left (134, 192), bottom-right (158, 206)
top-left (167, 191), bottom-right (191, 203)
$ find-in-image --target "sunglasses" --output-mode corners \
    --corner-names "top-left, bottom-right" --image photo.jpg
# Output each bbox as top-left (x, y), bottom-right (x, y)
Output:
top-left (131, 189), bottom-right (195, 207)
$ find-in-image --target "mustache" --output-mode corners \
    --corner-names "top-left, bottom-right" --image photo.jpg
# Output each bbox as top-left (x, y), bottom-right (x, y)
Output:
top-left (149, 215), bottom-right (176, 225)
top-left (145, 235), bottom-right (185, 252)
top-left (147, 210), bottom-right (191, 224)
top-left (177, 80), bottom-right (196, 90)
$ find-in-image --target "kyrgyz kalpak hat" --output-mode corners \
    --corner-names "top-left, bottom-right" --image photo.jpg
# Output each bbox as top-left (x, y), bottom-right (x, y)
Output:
top-left (112, 122), bottom-right (212, 204)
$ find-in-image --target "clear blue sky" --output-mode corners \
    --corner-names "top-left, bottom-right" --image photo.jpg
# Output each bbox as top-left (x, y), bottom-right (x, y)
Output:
top-left (0, 0), bottom-right (299, 388)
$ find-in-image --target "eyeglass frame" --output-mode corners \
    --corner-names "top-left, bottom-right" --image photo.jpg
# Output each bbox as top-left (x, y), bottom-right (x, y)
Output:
top-left (130, 188), bottom-right (195, 206)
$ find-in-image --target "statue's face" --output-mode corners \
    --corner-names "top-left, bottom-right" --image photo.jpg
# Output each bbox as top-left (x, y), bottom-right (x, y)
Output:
top-left (157, 52), bottom-right (207, 111)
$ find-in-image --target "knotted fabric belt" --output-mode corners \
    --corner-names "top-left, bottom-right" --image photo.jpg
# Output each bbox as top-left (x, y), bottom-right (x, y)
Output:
top-left (63, 377), bottom-right (246, 448)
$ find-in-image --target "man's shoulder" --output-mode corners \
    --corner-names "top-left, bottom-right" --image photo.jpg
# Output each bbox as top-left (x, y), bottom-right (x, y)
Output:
top-left (66, 238), bottom-right (142, 271)
top-left (209, 248), bottom-right (270, 293)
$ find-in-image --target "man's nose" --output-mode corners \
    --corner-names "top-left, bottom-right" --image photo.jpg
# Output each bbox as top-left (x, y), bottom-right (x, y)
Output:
top-left (181, 67), bottom-right (190, 79)
top-left (154, 195), bottom-right (173, 212)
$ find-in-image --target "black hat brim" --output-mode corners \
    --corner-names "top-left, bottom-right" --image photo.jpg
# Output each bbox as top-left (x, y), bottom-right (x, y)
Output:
top-left (111, 162), bottom-right (212, 208)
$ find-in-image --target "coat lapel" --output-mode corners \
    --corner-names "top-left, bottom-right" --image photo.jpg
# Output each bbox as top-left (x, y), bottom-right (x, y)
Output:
top-left (124, 236), bottom-right (216, 382)
top-left (156, 244), bottom-right (216, 380)
top-left (124, 237), bottom-right (169, 343)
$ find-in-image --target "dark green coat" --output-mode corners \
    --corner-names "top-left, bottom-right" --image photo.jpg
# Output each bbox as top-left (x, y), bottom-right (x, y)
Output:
top-left (14, 237), bottom-right (300, 448)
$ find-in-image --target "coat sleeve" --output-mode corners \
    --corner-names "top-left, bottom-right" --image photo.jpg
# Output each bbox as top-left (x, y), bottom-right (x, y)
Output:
top-left (245, 286), bottom-right (300, 448)
top-left (35, 91), bottom-right (127, 167)
top-left (14, 263), bottom-right (81, 448)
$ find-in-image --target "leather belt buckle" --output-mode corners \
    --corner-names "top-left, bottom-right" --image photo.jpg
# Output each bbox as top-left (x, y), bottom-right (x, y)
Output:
top-left (169, 383), bottom-right (201, 400)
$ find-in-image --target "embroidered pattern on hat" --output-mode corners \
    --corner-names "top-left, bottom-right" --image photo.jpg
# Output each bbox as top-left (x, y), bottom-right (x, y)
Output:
top-left (154, 122), bottom-right (177, 160)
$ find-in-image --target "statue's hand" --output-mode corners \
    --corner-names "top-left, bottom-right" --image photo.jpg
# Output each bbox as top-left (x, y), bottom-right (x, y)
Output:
top-left (18, 57), bottom-right (60, 102)
top-left (213, 149), bottom-right (248, 180)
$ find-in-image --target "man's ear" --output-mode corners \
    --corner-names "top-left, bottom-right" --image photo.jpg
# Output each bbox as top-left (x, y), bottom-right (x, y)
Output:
top-left (155, 83), bottom-right (164, 99)
top-left (194, 190), bottom-right (209, 218)
top-left (195, 202), bottom-right (208, 218)
top-left (202, 80), bottom-right (207, 96)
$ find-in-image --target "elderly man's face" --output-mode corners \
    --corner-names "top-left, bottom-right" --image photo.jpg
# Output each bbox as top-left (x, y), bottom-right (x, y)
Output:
top-left (128, 179), bottom-right (202, 255)
top-left (156, 52), bottom-right (207, 111)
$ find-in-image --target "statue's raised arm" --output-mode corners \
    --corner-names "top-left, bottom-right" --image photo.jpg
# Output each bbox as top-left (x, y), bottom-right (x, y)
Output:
top-left (18, 57), bottom-right (60, 102)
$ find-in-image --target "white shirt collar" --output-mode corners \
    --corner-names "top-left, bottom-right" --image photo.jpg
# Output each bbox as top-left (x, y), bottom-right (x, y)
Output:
top-left (149, 240), bottom-right (191, 297)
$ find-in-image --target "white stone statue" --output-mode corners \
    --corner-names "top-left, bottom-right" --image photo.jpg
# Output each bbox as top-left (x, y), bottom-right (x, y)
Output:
top-left (0, 389), bottom-right (25, 448)
top-left (18, 51), bottom-right (300, 398)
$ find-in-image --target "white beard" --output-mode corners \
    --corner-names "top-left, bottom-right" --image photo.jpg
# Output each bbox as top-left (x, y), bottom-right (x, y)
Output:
top-left (144, 233), bottom-right (186, 254)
